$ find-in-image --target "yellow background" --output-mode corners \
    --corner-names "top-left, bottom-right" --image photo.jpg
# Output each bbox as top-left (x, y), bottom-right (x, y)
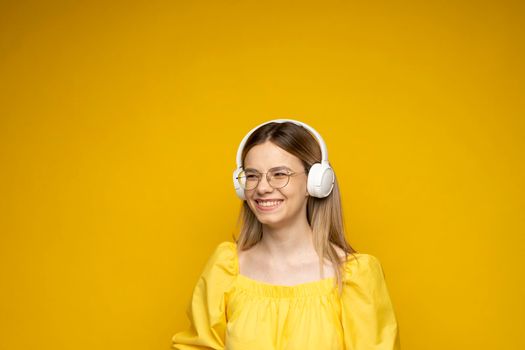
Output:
top-left (1, 1), bottom-right (524, 349)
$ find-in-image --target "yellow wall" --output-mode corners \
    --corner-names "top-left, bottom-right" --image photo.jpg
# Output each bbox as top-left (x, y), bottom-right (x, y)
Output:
top-left (1, 1), bottom-right (524, 349)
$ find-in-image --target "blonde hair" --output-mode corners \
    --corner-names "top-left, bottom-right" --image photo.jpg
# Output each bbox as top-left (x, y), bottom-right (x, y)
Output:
top-left (231, 121), bottom-right (358, 296)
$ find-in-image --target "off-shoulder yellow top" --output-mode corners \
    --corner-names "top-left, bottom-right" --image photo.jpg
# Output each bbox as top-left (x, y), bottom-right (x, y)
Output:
top-left (172, 241), bottom-right (400, 350)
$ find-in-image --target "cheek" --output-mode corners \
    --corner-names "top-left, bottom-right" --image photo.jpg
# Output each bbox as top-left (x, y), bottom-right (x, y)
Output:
top-left (282, 186), bottom-right (307, 203)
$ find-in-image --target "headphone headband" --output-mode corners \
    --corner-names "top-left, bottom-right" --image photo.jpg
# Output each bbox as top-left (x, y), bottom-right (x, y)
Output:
top-left (235, 119), bottom-right (329, 169)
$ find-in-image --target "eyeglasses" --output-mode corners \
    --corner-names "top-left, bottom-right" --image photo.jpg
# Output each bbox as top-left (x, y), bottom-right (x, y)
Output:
top-left (236, 168), bottom-right (307, 190)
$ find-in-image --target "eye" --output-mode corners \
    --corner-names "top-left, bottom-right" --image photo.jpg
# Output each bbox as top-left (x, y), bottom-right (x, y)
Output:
top-left (272, 172), bottom-right (288, 177)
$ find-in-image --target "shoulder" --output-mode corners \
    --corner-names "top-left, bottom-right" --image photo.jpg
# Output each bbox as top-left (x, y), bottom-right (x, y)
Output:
top-left (328, 243), bottom-right (376, 269)
top-left (213, 240), bottom-right (237, 257)
top-left (341, 253), bottom-right (386, 282)
top-left (200, 240), bottom-right (238, 279)
top-left (188, 241), bottom-right (238, 300)
top-left (329, 244), bottom-right (384, 278)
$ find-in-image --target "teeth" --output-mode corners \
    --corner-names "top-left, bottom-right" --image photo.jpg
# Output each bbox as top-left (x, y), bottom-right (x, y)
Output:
top-left (257, 200), bottom-right (283, 207)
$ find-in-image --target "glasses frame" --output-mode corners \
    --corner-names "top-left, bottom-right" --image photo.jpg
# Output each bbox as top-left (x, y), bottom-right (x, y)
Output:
top-left (236, 168), bottom-right (308, 191)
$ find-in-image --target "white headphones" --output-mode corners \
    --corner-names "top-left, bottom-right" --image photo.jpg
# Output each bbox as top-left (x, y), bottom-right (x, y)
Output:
top-left (232, 119), bottom-right (335, 200)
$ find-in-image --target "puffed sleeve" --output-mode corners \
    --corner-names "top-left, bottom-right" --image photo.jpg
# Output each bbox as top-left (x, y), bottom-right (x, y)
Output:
top-left (172, 241), bottom-right (237, 350)
top-left (341, 253), bottom-right (401, 350)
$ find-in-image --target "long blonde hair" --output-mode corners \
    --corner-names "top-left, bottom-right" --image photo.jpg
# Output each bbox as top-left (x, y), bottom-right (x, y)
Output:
top-left (231, 121), bottom-right (358, 296)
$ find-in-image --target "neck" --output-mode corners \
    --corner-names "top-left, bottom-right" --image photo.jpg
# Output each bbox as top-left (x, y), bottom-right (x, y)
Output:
top-left (258, 217), bottom-right (317, 266)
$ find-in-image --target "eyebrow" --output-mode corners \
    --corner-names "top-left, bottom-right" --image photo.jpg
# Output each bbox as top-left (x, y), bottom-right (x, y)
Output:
top-left (244, 165), bottom-right (292, 172)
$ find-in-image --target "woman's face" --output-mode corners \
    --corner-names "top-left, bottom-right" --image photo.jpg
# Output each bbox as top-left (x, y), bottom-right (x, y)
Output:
top-left (243, 141), bottom-right (309, 228)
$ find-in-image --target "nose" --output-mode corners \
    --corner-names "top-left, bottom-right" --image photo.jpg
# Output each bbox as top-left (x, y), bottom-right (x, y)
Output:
top-left (256, 173), bottom-right (274, 194)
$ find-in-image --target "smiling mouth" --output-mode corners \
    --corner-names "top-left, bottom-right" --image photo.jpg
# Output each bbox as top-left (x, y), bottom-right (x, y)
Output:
top-left (254, 200), bottom-right (284, 211)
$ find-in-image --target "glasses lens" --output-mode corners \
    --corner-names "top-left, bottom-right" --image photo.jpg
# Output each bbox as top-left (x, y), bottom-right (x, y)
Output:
top-left (238, 170), bottom-right (259, 190)
top-left (269, 170), bottom-right (290, 189)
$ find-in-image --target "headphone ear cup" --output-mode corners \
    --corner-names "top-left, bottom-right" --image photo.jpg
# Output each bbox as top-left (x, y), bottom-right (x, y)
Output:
top-left (233, 168), bottom-right (246, 200)
top-left (307, 163), bottom-right (335, 198)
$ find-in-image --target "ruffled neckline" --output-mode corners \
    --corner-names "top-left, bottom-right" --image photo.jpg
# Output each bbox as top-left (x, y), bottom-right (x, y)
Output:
top-left (225, 241), bottom-right (346, 298)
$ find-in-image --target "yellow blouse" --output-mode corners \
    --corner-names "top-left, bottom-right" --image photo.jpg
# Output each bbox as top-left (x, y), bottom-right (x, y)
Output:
top-left (172, 241), bottom-right (400, 350)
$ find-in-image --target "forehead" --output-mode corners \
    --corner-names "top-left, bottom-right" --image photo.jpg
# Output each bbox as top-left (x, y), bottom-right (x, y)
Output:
top-left (243, 141), bottom-right (302, 171)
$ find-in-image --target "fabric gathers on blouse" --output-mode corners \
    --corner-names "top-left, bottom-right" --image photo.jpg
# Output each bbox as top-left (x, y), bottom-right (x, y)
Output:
top-left (172, 241), bottom-right (401, 350)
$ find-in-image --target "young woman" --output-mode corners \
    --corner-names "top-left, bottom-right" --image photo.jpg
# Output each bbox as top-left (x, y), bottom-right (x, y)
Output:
top-left (172, 119), bottom-right (400, 350)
